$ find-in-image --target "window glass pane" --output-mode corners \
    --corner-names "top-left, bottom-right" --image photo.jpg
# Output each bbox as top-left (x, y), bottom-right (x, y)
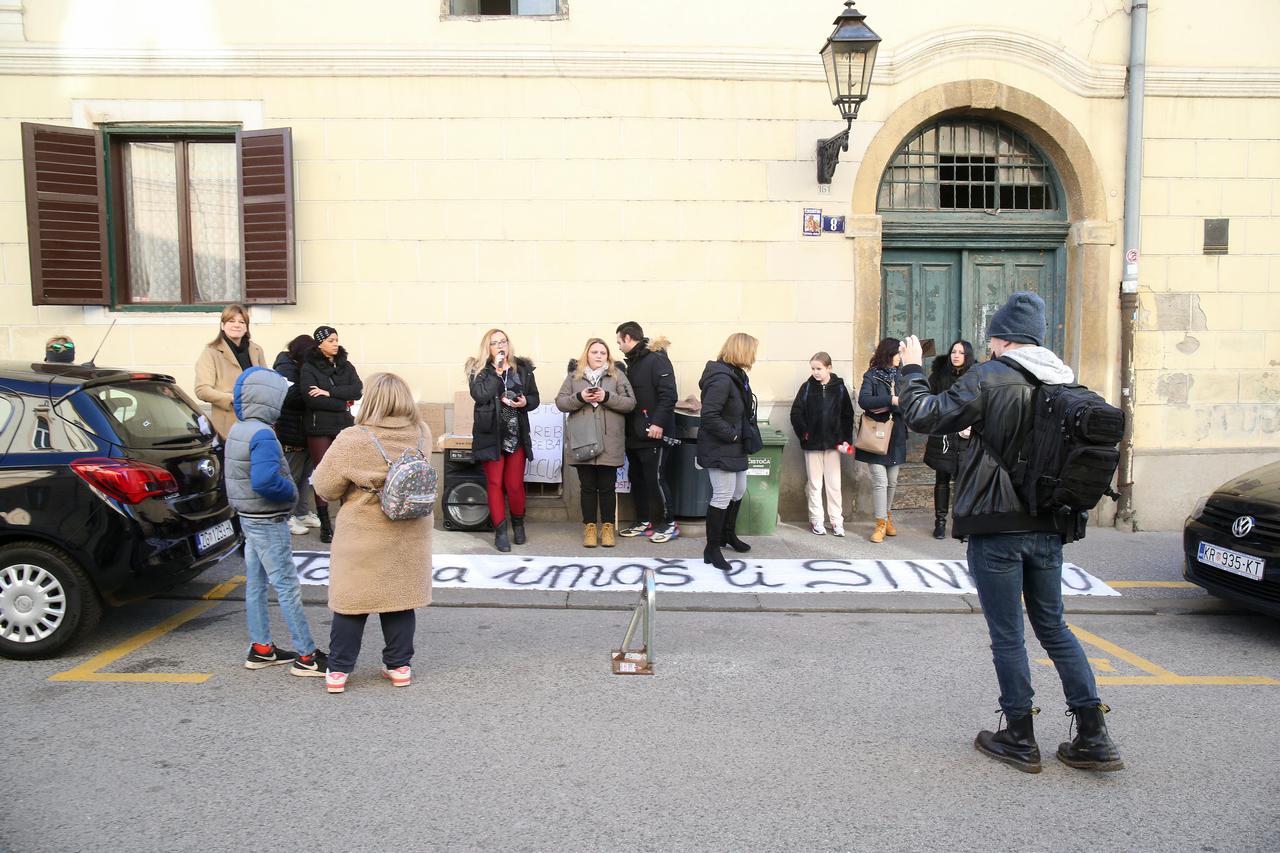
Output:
top-left (187, 142), bottom-right (242, 304)
top-left (84, 381), bottom-right (208, 449)
top-left (123, 142), bottom-right (181, 303)
top-left (449, 0), bottom-right (558, 13)
top-left (516, 0), bottom-right (557, 12)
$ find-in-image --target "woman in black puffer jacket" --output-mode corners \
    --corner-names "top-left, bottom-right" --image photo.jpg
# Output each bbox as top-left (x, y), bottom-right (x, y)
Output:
top-left (924, 339), bottom-right (975, 539)
top-left (272, 334), bottom-right (319, 536)
top-left (697, 332), bottom-right (760, 573)
top-left (300, 325), bottom-right (363, 542)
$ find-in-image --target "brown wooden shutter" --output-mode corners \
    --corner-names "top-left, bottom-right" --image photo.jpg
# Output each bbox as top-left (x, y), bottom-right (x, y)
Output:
top-left (21, 123), bottom-right (110, 305)
top-left (237, 127), bottom-right (295, 304)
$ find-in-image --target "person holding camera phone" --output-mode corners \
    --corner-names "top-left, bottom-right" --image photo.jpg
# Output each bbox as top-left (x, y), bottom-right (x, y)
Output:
top-left (466, 328), bottom-right (540, 553)
top-left (856, 337), bottom-right (908, 543)
top-left (555, 338), bottom-right (636, 548)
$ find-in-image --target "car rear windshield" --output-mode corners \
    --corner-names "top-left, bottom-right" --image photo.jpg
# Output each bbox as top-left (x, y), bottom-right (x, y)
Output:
top-left (83, 381), bottom-right (213, 448)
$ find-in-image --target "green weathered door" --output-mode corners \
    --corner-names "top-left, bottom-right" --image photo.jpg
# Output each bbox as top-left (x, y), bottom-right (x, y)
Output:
top-left (880, 249), bottom-right (962, 350)
top-left (964, 249), bottom-right (1064, 353)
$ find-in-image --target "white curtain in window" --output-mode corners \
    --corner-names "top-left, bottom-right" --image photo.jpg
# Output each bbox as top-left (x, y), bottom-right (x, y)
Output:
top-left (123, 142), bottom-right (181, 303)
top-left (187, 142), bottom-right (242, 304)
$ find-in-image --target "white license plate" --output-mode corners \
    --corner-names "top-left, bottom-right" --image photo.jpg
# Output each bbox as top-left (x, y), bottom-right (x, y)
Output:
top-left (1197, 541), bottom-right (1264, 581)
top-left (196, 520), bottom-right (236, 553)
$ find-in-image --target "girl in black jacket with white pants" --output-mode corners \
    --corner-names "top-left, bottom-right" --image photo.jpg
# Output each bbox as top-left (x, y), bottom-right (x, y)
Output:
top-left (697, 333), bottom-right (760, 572)
top-left (790, 351), bottom-right (855, 536)
top-left (301, 325), bottom-right (363, 542)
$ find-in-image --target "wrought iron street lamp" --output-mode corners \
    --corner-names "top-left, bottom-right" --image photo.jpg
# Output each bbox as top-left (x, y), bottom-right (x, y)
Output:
top-left (817, 1), bottom-right (881, 184)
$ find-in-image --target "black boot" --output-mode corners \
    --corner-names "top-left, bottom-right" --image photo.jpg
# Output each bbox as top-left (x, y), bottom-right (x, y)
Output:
top-left (721, 498), bottom-right (750, 553)
top-left (975, 710), bottom-right (1042, 774)
top-left (933, 480), bottom-right (950, 539)
top-left (316, 505), bottom-right (333, 544)
top-left (1057, 705), bottom-right (1124, 771)
top-left (511, 515), bottom-right (527, 546)
top-left (493, 518), bottom-right (511, 553)
top-left (702, 506), bottom-right (732, 572)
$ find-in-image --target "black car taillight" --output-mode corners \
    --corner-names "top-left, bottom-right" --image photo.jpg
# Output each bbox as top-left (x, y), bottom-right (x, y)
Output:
top-left (70, 457), bottom-right (179, 504)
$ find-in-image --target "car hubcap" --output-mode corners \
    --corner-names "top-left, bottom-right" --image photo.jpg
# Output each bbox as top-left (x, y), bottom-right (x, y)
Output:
top-left (0, 563), bottom-right (66, 643)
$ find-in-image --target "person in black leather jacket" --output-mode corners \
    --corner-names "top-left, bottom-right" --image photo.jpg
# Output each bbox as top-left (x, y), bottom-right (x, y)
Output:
top-left (300, 325), bottom-right (363, 542)
top-left (615, 321), bottom-right (680, 543)
top-left (896, 291), bottom-right (1122, 776)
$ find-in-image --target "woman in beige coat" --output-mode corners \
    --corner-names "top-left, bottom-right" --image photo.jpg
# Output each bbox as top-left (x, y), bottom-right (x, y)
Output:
top-left (311, 372), bottom-right (433, 694)
top-left (555, 338), bottom-right (636, 548)
top-left (194, 304), bottom-right (266, 439)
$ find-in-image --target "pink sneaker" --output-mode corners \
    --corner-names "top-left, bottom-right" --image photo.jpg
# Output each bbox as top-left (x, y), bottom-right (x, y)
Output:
top-left (325, 670), bottom-right (348, 694)
top-left (381, 665), bottom-right (412, 687)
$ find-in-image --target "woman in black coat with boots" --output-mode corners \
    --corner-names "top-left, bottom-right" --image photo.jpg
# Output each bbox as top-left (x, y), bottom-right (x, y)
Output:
top-left (924, 339), bottom-right (975, 538)
top-left (301, 325), bottom-right (363, 542)
top-left (466, 327), bottom-right (540, 553)
top-left (697, 332), bottom-right (761, 572)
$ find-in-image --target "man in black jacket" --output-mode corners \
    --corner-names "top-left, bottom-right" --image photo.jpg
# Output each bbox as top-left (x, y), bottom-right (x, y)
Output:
top-left (615, 321), bottom-right (679, 542)
top-left (896, 291), bottom-right (1123, 775)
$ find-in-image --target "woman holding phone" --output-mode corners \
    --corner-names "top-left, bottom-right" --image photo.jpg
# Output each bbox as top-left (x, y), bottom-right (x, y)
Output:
top-left (466, 328), bottom-right (540, 553)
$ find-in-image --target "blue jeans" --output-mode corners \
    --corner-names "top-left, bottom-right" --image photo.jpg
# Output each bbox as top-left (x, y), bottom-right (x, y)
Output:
top-left (242, 515), bottom-right (316, 655)
top-left (967, 532), bottom-right (1101, 718)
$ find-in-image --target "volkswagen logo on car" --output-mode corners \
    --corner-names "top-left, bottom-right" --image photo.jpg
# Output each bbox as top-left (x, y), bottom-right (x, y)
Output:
top-left (1231, 515), bottom-right (1255, 538)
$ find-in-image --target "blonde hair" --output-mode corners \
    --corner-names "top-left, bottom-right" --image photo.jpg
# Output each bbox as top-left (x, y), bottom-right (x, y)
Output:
top-left (45, 335), bottom-right (73, 349)
top-left (209, 304), bottom-right (250, 347)
top-left (718, 333), bottom-right (759, 370)
top-left (464, 327), bottom-right (518, 378)
top-left (574, 338), bottom-right (616, 380)
top-left (355, 372), bottom-right (417, 426)
top-left (810, 351), bottom-right (832, 367)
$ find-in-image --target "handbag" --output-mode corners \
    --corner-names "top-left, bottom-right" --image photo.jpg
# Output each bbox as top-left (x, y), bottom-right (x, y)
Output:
top-left (854, 411), bottom-right (893, 455)
top-left (567, 404), bottom-right (605, 462)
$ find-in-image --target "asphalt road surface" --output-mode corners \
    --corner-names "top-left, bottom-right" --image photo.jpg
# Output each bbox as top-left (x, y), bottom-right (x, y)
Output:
top-left (2, 520), bottom-right (1278, 852)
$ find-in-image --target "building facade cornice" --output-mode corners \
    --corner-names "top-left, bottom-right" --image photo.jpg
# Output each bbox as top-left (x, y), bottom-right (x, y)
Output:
top-left (0, 28), bottom-right (1275, 99)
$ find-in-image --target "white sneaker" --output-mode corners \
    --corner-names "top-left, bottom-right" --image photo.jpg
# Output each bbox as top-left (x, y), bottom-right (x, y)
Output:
top-left (325, 670), bottom-right (348, 694)
top-left (832, 525), bottom-right (846, 537)
top-left (288, 516), bottom-right (308, 535)
top-left (381, 665), bottom-right (412, 687)
top-left (297, 512), bottom-right (321, 529)
top-left (810, 523), bottom-right (826, 535)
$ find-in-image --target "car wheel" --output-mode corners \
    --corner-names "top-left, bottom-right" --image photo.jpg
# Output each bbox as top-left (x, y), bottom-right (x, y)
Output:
top-left (0, 542), bottom-right (102, 660)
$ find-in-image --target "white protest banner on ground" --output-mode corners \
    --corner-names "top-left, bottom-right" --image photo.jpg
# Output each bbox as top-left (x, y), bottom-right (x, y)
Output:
top-left (293, 552), bottom-right (1119, 596)
top-left (524, 403), bottom-right (563, 483)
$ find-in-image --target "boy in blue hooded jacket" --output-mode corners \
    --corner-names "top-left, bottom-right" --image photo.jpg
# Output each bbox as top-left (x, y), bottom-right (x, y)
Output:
top-left (226, 367), bottom-right (326, 675)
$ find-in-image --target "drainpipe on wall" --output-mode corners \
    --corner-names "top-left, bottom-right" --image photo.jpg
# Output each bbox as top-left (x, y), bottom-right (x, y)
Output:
top-left (1116, 0), bottom-right (1149, 530)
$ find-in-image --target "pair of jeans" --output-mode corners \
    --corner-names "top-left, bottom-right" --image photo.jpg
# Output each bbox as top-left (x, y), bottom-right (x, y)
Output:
top-left (242, 515), bottom-right (316, 655)
top-left (328, 610), bottom-right (416, 673)
top-left (867, 463), bottom-right (899, 519)
top-left (626, 445), bottom-right (673, 527)
top-left (967, 531), bottom-right (1102, 718)
top-left (707, 468), bottom-right (747, 510)
top-left (575, 464), bottom-right (618, 525)
top-left (482, 446), bottom-right (526, 525)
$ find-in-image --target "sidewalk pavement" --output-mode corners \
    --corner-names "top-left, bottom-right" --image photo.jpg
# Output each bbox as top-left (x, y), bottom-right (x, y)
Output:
top-left (168, 510), bottom-right (1225, 616)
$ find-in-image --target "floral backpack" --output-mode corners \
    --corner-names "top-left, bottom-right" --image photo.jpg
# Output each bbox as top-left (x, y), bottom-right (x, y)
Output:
top-left (357, 426), bottom-right (437, 520)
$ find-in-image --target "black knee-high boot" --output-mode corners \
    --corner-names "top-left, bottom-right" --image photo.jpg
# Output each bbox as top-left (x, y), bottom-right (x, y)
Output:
top-left (722, 499), bottom-right (750, 553)
top-left (316, 504), bottom-right (333, 544)
top-left (702, 506), bottom-right (732, 571)
top-left (933, 479), bottom-right (950, 539)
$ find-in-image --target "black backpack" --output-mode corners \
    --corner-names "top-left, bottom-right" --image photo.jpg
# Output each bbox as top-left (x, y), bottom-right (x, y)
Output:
top-left (996, 356), bottom-right (1125, 529)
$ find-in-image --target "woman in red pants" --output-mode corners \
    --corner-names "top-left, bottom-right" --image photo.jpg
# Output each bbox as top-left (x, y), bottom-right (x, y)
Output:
top-left (465, 328), bottom-right (540, 552)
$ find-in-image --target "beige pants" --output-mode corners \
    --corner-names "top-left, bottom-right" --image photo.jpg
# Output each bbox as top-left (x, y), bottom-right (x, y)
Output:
top-left (804, 450), bottom-right (843, 527)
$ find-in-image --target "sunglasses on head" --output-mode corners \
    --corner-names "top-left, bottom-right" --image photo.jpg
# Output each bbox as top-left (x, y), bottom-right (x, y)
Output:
top-left (49, 342), bottom-right (74, 351)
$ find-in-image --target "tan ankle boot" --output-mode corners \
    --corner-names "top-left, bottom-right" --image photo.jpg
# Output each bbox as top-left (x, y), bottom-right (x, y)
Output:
top-left (583, 523), bottom-right (598, 548)
top-left (600, 522), bottom-right (616, 547)
top-left (885, 512), bottom-right (897, 537)
top-left (870, 518), bottom-right (888, 543)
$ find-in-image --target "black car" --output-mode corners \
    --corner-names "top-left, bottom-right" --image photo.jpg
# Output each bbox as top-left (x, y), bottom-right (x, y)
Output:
top-left (1184, 461), bottom-right (1280, 618)
top-left (0, 361), bottom-right (241, 658)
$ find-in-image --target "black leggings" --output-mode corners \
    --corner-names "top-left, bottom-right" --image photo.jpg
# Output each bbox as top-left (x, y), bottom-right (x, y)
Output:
top-left (576, 464), bottom-right (619, 525)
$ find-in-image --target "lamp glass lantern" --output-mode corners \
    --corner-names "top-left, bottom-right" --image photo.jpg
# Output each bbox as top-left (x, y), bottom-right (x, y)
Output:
top-left (817, 1), bottom-right (881, 184)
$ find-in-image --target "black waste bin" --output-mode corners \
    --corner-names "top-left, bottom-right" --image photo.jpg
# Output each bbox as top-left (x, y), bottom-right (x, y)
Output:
top-left (666, 410), bottom-right (710, 518)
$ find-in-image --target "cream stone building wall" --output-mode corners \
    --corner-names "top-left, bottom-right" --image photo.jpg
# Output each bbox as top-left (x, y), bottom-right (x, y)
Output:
top-left (0, 0), bottom-right (1276, 528)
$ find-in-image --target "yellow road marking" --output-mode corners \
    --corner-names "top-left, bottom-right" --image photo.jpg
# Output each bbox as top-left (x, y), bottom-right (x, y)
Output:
top-left (1036, 656), bottom-right (1118, 672)
top-left (49, 576), bottom-right (245, 685)
top-left (1106, 581), bottom-right (1198, 589)
top-left (1060, 623), bottom-right (1280, 687)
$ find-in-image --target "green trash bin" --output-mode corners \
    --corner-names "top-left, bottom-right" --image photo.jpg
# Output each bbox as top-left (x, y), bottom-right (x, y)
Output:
top-left (736, 425), bottom-right (789, 535)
